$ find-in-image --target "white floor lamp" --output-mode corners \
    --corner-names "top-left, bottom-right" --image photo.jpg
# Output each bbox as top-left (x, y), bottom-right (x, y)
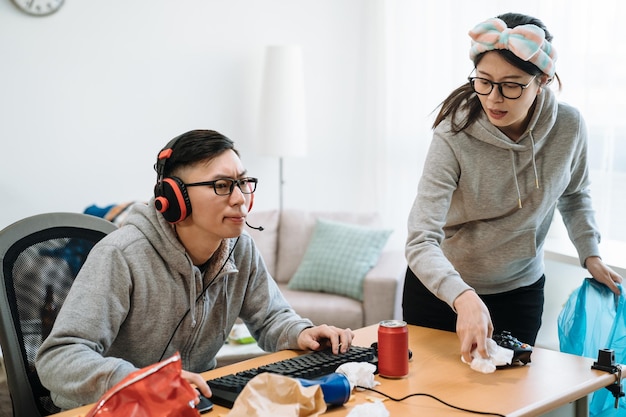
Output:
top-left (257, 45), bottom-right (308, 212)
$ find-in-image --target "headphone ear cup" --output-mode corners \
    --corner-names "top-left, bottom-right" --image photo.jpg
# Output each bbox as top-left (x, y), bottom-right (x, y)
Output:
top-left (154, 177), bottom-right (191, 224)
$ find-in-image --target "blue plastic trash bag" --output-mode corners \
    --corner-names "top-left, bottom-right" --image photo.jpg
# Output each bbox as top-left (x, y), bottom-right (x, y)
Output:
top-left (558, 278), bottom-right (626, 417)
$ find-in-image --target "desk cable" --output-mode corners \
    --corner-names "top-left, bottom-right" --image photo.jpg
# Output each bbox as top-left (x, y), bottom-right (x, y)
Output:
top-left (355, 386), bottom-right (506, 416)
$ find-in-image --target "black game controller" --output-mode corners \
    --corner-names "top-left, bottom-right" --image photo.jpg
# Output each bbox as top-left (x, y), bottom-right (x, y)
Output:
top-left (492, 330), bottom-right (532, 365)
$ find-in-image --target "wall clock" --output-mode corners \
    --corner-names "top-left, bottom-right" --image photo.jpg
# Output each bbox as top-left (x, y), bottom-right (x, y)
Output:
top-left (11, 0), bottom-right (64, 16)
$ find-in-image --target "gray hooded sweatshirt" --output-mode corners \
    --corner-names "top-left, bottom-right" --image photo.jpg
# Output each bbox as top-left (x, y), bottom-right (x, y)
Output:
top-left (406, 89), bottom-right (601, 308)
top-left (36, 201), bottom-right (313, 410)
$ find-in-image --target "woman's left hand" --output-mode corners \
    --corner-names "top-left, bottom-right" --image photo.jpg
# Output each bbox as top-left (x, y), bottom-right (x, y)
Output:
top-left (586, 256), bottom-right (623, 295)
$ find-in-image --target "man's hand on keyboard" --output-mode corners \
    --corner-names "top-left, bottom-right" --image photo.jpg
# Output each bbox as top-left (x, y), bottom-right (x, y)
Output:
top-left (297, 325), bottom-right (354, 354)
top-left (182, 369), bottom-right (212, 400)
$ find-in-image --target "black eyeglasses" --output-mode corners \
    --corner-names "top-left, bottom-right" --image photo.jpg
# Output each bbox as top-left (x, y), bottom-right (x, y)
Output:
top-left (468, 75), bottom-right (537, 99)
top-left (184, 177), bottom-right (258, 196)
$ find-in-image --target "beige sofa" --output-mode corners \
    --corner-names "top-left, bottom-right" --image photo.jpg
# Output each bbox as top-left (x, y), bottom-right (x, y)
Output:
top-left (245, 209), bottom-right (406, 330)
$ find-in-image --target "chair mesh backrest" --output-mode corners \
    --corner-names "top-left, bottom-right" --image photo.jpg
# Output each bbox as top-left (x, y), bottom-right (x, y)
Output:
top-left (2, 226), bottom-right (109, 415)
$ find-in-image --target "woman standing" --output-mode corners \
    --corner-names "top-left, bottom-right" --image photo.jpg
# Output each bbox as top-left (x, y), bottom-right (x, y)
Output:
top-left (403, 12), bottom-right (622, 364)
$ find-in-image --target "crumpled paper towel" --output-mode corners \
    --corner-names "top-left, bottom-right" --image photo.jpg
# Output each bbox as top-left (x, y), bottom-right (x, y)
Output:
top-left (346, 401), bottom-right (389, 417)
top-left (336, 362), bottom-right (380, 390)
top-left (461, 338), bottom-right (514, 373)
top-left (226, 373), bottom-right (326, 417)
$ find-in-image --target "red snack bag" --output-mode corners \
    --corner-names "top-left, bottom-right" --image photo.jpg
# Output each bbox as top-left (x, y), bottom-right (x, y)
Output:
top-left (85, 352), bottom-right (200, 417)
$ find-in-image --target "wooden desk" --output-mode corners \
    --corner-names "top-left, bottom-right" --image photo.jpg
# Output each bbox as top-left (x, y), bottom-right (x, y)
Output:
top-left (51, 325), bottom-right (619, 417)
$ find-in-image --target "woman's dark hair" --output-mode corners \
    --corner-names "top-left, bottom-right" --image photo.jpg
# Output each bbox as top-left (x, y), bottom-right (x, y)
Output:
top-left (432, 12), bottom-right (561, 132)
top-left (161, 129), bottom-right (239, 178)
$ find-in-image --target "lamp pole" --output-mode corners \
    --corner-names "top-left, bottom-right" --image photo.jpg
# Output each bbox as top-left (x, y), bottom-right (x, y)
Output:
top-left (279, 156), bottom-right (285, 212)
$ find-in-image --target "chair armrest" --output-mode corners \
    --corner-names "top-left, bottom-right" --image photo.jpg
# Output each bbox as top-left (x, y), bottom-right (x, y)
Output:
top-left (362, 249), bottom-right (406, 326)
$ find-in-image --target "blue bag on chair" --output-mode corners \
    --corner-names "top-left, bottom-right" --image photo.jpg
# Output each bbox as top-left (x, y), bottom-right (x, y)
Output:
top-left (557, 278), bottom-right (626, 417)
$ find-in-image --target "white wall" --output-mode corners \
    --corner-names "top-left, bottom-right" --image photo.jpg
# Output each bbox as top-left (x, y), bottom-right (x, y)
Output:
top-left (536, 259), bottom-right (589, 351)
top-left (1, 1), bottom-right (400, 238)
top-left (5, 0), bottom-right (624, 257)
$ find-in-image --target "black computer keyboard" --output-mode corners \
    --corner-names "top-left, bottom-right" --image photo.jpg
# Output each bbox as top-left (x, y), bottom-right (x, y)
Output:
top-left (206, 345), bottom-right (377, 408)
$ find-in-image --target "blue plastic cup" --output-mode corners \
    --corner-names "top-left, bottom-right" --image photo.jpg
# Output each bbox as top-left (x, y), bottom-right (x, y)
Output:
top-left (297, 373), bottom-right (351, 406)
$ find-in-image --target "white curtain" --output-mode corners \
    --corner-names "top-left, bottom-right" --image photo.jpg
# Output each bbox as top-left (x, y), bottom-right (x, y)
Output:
top-left (369, 0), bottom-right (626, 249)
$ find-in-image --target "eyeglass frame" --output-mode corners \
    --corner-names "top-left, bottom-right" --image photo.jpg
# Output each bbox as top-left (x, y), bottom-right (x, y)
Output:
top-left (467, 74), bottom-right (537, 99)
top-left (184, 177), bottom-right (258, 196)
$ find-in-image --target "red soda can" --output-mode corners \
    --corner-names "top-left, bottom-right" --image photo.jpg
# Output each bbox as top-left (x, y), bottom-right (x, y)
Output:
top-left (377, 320), bottom-right (409, 378)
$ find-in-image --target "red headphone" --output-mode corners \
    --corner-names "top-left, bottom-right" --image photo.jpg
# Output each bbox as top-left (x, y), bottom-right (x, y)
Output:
top-left (153, 134), bottom-right (254, 224)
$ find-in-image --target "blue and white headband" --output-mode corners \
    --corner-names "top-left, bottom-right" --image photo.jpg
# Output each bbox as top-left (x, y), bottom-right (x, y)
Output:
top-left (469, 17), bottom-right (557, 77)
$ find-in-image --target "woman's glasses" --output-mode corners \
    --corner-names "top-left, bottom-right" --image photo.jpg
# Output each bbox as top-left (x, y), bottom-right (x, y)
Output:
top-left (468, 75), bottom-right (537, 99)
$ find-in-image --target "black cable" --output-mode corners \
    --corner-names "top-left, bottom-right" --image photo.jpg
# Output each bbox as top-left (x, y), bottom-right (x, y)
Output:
top-left (355, 386), bottom-right (506, 417)
top-left (158, 237), bottom-right (240, 361)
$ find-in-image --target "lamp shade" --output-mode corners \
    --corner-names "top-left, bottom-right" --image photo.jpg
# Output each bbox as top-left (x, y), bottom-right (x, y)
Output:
top-left (257, 45), bottom-right (307, 157)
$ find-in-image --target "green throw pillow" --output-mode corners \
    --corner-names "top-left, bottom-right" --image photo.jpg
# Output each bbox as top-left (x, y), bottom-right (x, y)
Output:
top-left (287, 218), bottom-right (392, 301)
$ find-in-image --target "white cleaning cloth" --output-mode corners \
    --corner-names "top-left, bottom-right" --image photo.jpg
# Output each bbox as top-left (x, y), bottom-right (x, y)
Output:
top-left (335, 362), bottom-right (380, 390)
top-left (461, 338), bottom-right (514, 373)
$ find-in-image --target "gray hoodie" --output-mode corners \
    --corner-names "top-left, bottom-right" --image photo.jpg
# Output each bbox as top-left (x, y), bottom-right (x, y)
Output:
top-left (406, 89), bottom-right (601, 308)
top-left (36, 201), bottom-right (313, 410)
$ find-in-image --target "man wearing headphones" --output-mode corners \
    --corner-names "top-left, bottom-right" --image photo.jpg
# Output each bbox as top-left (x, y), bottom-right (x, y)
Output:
top-left (36, 129), bottom-right (354, 410)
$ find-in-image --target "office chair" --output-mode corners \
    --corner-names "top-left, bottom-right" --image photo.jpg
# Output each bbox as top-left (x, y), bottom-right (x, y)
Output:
top-left (0, 212), bottom-right (117, 417)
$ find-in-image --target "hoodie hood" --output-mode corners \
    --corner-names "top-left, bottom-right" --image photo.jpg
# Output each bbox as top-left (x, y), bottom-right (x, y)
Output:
top-left (464, 88), bottom-right (559, 150)
top-left (463, 89), bottom-right (559, 207)
top-left (124, 200), bottom-right (236, 274)
top-left (124, 201), bottom-right (189, 269)
top-left (124, 200), bottom-right (235, 327)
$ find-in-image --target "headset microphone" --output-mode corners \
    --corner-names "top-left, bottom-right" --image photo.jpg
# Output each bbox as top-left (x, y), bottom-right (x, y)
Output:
top-left (242, 185), bottom-right (263, 231)
top-left (245, 221), bottom-right (264, 231)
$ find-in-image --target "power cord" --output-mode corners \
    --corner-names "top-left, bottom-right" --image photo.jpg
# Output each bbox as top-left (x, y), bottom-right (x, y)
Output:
top-left (355, 386), bottom-right (506, 417)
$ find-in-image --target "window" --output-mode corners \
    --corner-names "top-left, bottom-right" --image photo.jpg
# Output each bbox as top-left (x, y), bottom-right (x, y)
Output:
top-left (371, 0), bottom-right (626, 255)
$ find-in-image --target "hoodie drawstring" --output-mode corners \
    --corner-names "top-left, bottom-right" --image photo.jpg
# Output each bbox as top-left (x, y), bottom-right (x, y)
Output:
top-left (509, 149), bottom-right (523, 209)
top-left (529, 132), bottom-right (540, 190)
top-left (509, 130), bottom-right (540, 209)
top-left (189, 270), bottom-right (197, 328)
